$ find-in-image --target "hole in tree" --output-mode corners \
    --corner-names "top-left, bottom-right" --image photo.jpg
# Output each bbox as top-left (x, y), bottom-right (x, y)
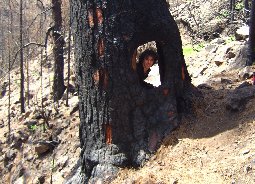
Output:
top-left (134, 41), bottom-right (162, 89)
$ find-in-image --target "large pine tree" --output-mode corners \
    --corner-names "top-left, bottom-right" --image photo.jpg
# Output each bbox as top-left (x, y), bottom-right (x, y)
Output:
top-left (71, 0), bottom-right (192, 182)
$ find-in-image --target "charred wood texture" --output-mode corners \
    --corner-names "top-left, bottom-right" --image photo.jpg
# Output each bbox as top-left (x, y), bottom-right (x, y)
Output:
top-left (71, 0), bottom-right (192, 182)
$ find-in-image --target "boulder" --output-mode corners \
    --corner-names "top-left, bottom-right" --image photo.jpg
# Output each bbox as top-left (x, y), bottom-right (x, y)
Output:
top-left (35, 144), bottom-right (51, 155)
top-left (226, 86), bottom-right (255, 111)
top-left (235, 26), bottom-right (249, 41)
top-left (4, 149), bottom-right (17, 170)
top-left (238, 66), bottom-right (254, 80)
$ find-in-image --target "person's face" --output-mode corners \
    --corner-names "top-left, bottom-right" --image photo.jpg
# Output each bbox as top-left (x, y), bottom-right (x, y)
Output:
top-left (143, 56), bottom-right (154, 72)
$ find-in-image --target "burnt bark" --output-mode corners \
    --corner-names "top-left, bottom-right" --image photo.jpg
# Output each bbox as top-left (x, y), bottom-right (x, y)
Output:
top-left (52, 0), bottom-right (65, 101)
top-left (247, 0), bottom-right (255, 66)
top-left (71, 0), bottom-right (191, 182)
top-left (20, 0), bottom-right (25, 113)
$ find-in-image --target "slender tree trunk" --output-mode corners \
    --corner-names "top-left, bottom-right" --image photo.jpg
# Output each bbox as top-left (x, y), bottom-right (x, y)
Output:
top-left (19, 0), bottom-right (25, 113)
top-left (230, 0), bottom-right (236, 22)
top-left (71, 0), bottom-right (191, 182)
top-left (247, 0), bottom-right (255, 66)
top-left (8, 48), bottom-right (11, 143)
top-left (0, 13), bottom-right (5, 71)
top-left (7, 0), bottom-right (13, 143)
top-left (52, 0), bottom-right (65, 102)
top-left (66, 13), bottom-right (72, 107)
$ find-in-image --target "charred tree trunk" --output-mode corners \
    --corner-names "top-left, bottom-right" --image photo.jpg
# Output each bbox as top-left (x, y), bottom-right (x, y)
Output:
top-left (247, 0), bottom-right (255, 66)
top-left (20, 0), bottom-right (25, 113)
top-left (52, 0), bottom-right (65, 102)
top-left (71, 0), bottom-right (191, 182)
top-left (66, 10), bottom-right (72, 107)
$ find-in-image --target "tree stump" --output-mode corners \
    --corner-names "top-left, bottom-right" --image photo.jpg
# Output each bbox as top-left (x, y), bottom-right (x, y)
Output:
top-left (71, 0), bottom-right (192, 182)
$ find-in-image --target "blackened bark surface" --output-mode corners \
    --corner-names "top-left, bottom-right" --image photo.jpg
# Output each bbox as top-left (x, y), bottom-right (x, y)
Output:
top-left (247, 0), bottom-right (255, 66)
top-left (52, 0), bottom-right (65, 101)
top-left (20, 0), bottom-right (25, 113)
top-left (71, 0), bottom-right (192, 182)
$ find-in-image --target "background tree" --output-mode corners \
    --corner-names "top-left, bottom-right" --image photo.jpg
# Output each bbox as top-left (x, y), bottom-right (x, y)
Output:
top-left (71, 0), bottom-right (191, 182)
top-left (52, 0), bottom-right (65, 102)
top-left (19, 0), bottom-right (25, 113)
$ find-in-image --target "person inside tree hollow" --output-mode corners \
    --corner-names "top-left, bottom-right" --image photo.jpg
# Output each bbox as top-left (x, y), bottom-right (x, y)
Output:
top-left (136, 49), bottom-right (158, 89)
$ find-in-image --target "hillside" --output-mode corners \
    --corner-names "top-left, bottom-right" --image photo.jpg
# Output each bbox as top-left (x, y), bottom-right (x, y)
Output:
top-left (0, 0), bottom-right (255, 183)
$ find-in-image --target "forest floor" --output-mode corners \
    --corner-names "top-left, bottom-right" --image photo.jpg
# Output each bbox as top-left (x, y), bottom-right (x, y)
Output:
top-left (0, 0), bottom-right (255, 183)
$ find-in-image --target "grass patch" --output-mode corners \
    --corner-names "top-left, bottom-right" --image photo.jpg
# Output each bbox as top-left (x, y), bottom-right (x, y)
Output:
top-left (183, 43), bottom-right (205, 57)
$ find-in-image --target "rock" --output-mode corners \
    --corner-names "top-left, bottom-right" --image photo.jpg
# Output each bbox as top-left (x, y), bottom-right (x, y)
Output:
top-left (245, 165), bottom-right (252, 173)
top-left (200, 66), bottom-right (208, 75)
top-left (26, 154), bottom-right (34, 161)
top-left (221, 78), bottom-right (232, 84)
top-left (35, 139), bottom-right (59, 156)
top-left (242, 149), bottom-right (250, 155)
top-left (35, 144), bottom-right (51, 156)
top-left (238, 66), bottom-right (253, 80)
top-left (226, 85), bottom-right (255, 111)
top-left (235, 26), bottom-right (249, 41)
top-left (214, 60), bottom-right (223, 66)
top-left (226, 51), bottom-right (236, 59)
top-left (205, 44), bottom-right (218, 52)
top-left (0, 81), bottom-right (8, 98)
top-left (4, 149), bottom-right (17, 168)
top-left (0, 119), bottom-right (4, 128)
top-left (229, 44), bottom-right (248, 69)
top-left (197, 83), bottom-right (213, 90)
top-left (37, 175), bottom-right (46, 184)
top-left (14, 177), bottom-right (25, 184)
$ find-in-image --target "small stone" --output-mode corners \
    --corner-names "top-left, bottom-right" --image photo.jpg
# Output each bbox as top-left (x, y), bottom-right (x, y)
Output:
top-left (4, 149), bottom-right (17, 167)
top-left (238, 66), bottom-right (253, 80)
top-left (221, 78), bottom-right (232, 84)
top-left (200, 66), bottom-right (208, 75)
top-left (226, 51), bottom-right (236, 59)
top-left (26, 154), bottom-right (34, 161)
top-left (35, 144), bottom-right (50, 156)
top-left (245, 165), bottom-right (252, 173)
top-left (214, 60), bottom-right (223, 66)
top-left (242, 149), bottom-right (250, 155)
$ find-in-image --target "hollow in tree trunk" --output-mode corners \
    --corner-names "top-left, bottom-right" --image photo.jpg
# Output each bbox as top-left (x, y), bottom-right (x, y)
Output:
top-left (71, 0), bottom-right (192, 182)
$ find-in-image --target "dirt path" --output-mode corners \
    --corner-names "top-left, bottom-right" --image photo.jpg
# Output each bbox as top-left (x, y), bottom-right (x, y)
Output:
top-left (113, 86), bottom-right (255, 184)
